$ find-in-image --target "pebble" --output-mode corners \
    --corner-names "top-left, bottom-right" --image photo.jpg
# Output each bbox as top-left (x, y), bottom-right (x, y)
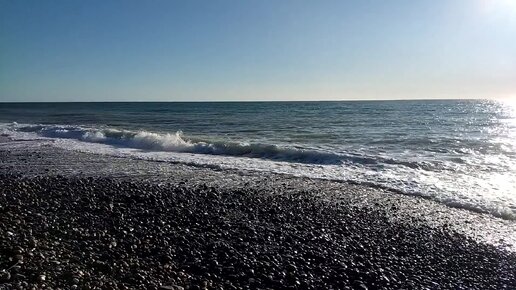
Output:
top-left (0, 173), bottom-right (515, 289)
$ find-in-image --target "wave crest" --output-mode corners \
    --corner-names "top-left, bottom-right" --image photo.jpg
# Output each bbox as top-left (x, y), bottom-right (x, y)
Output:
top-left (13, 124), bottom-right (343, 165)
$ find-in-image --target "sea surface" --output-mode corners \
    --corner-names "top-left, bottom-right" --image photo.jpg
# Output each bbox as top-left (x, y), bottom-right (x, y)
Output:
top-left (1, 100), bottom-right (515, 220)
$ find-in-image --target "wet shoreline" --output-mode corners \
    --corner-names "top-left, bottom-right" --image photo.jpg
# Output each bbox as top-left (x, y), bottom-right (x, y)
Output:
top-left (0, 138), bottom-right (515, 289)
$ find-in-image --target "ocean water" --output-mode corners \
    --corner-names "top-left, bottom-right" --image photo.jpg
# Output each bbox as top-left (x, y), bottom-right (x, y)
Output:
top-left (1, 100), bottom-right (515, 220)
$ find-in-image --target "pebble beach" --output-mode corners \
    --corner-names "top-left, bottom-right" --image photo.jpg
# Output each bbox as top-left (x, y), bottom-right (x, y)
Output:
top-left (1, 138), bottom-right (515, 289)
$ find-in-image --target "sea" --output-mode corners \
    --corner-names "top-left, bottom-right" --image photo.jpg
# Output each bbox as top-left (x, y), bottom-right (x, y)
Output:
top-left (1, 100), bottom-right (515, 220)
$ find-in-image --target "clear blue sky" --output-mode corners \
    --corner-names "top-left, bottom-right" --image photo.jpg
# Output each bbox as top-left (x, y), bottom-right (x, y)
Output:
top-left (1, 0), bottom-right (515, 102)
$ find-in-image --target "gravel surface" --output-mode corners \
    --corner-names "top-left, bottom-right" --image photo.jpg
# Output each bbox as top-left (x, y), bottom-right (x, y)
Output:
top-left (1, 138), bottom-right (516, 289)
top-left (1, 174), bottom-right (515, 289)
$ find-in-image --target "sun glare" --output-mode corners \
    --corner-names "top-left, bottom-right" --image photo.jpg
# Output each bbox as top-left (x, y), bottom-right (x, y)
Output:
top-left (480, 0), bottom-right (516, 16)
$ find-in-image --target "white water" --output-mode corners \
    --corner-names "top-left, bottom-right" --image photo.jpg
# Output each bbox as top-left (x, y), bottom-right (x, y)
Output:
top-left (2, 122), bottom-right (516, 221)
top-left (9, 124), bottom-right (343, 164)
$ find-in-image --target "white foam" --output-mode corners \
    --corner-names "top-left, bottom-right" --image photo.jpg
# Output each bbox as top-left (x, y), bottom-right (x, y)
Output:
top-left (8, 123), bottom-right (344, 165)
top-left (1, 122), bottom-right (515, 221)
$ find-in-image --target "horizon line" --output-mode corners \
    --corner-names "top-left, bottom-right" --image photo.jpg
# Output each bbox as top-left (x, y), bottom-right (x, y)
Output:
top-left (0, 98), bottom-right (495, 104)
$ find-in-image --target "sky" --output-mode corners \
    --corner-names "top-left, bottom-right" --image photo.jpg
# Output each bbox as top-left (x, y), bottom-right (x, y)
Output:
top-left (0, 0), bottom-right (515, 102)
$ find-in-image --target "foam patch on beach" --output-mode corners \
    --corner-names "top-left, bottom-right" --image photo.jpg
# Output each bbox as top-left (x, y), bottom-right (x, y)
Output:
top-left (1, 122), bottom-right (516, 221)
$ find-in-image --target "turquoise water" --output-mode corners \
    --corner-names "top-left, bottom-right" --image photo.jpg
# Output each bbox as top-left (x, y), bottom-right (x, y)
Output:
top-left (1, 100), bottom-right (515, 219)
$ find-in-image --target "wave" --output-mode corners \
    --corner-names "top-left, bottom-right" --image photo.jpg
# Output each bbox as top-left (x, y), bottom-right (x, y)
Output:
top-left (10, 124), bottom-right (345, 165)
top-left (2, 123), bottom-right (460, 171)
top-left (2, 122), bottom-right (515, 221)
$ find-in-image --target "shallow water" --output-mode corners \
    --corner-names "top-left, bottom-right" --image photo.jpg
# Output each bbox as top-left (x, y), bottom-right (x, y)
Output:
top-left (1, 100), bottom-right (515, 219)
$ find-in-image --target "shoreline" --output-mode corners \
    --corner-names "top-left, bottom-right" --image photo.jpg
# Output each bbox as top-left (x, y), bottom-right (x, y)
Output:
top-left (1, 137), bottom-right (515, 249)
top-left (1, 138), bottom-right (516, 288)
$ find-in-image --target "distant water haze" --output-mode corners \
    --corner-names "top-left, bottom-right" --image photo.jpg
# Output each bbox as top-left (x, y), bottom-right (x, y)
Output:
top-left (1, 100), bottom-right (515, 220)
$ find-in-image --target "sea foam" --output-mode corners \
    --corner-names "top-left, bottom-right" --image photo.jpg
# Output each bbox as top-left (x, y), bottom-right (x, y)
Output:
top-left (2, 122), bottom-right (515, 221)
top-left (12, 124), bottom-right (343, 165)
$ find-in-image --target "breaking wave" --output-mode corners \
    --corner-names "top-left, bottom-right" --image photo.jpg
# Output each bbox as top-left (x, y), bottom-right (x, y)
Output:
top-left (10, 124), bottom-right (345, 165)
top-left (1, 122), bottom-right (516, 221)
top-left (0, 124), bottom-right (478, 171)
